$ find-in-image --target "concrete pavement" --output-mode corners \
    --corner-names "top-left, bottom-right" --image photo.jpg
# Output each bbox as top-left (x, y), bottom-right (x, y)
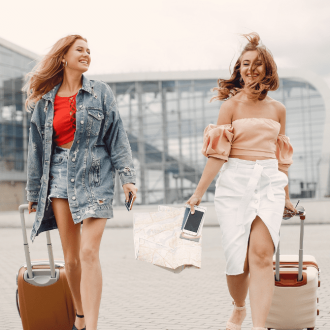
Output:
top-left (0, 221), bottom-right (329, 330)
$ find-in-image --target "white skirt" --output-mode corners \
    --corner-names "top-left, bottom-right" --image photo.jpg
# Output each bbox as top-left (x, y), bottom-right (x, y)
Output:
top-left (214, 158), bottom-right (288, 275)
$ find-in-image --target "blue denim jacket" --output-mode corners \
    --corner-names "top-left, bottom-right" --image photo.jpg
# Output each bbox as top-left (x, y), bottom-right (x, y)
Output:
top-left (26, 75), bottom-right (136, 242)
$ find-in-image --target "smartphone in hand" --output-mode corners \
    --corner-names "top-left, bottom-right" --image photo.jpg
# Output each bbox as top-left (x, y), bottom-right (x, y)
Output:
top-left (125, 192), bottom-right (135, 211)
top-left (182, 205), bottom-right (206, 236)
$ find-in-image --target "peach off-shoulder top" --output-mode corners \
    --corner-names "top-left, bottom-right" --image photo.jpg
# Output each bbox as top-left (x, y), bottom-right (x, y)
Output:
top-left (201, 118), bottom-right (293, 171)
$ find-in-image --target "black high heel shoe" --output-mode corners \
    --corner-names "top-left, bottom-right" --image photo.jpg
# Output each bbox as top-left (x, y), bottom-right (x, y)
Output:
top-left (72, 313), bottom-right (86, 330)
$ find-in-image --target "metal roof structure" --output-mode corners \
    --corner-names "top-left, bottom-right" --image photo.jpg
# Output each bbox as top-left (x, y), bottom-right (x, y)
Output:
top-left (0, 36), bottom-right (40, 61)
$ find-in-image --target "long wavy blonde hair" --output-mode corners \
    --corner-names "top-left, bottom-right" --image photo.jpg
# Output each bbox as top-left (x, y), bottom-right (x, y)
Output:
top-left (23, 35), bottom-right (87, 112)
top-left (211, 32), bottom-right (279, 102)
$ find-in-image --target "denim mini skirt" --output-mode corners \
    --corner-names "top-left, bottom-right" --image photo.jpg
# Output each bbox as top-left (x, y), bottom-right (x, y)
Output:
top-left (48, 146), bottom-right (70, 200)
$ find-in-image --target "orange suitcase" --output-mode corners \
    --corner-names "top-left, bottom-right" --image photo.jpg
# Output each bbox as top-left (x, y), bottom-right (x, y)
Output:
top-left (16, 204), bottom-right (75, 330)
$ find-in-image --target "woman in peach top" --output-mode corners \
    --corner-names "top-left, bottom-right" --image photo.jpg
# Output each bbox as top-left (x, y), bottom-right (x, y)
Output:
top-left (187, 33), bottom-right (297, 330)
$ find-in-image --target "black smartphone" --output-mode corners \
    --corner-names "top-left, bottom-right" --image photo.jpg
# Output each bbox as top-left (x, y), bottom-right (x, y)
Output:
top-left (125, 192), bottom-right (135, 211)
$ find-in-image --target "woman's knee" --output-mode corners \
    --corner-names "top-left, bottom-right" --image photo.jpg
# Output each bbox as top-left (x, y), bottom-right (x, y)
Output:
top-left (64, 257), bottom-right (81, 272)
top-left (80, 246), bottom-right (99, 265)
top-left (249, 248), bottom-right (273, 269)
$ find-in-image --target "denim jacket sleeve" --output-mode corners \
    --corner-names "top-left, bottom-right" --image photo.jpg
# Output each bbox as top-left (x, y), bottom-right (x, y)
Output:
top-left (101, 83), bottom-right (136, 186)
top-left (26, 120), bottom-right (43, 202)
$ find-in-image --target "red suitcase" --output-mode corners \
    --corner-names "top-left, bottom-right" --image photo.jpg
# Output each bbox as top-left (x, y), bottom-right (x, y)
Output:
top-left (16, 204), bottom-right (75, 330)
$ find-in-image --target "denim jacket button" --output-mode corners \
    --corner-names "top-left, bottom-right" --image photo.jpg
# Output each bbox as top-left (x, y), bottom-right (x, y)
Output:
top-left (72, 196), bottom-right (76, 200)
top-left (80, 121), bottom-right (84, 124)
top-left (71, 179), bottom-right (75, 182)
top-left (77, 216), bottom-right (81, 219)
top-left (72, 158), bottom-right (76, 162)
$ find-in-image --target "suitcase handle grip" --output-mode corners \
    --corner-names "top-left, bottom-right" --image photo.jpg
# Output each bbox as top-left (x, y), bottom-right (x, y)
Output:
top-left (19, 204), bottom-right (56, 279)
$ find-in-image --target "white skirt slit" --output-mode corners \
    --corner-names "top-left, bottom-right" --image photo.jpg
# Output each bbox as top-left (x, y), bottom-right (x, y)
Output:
top-left (214, 158), bottom-right (288, 275)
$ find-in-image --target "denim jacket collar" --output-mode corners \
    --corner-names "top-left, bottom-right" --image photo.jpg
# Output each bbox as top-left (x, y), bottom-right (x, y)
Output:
top-left (42, 74), bottom-right (93, 101)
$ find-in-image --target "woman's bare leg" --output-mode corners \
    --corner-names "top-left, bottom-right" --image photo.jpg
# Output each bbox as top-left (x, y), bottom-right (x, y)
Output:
top-left (80, 217), bottom-right (107, 330)
top-left (226, 250), bottom-right (249, 326)
top-left (51, 198), bottom-right (85, 329)
top-left (248, 216), bottom-right (275, 327)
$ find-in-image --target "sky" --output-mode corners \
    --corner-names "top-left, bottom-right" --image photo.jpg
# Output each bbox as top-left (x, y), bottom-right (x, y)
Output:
top-left (1, 0), bottom-right (330, 86)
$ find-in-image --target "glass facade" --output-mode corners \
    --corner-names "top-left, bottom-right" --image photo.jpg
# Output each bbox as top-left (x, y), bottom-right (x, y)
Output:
top-left (269, 79), bottom-right (326, 198)
top-left (0, 43), bottom-right (35, 210)
top-left (0, 44), bottom-right (34, 173)
top-left (0, 37), bottom-right (328, 210)
top-left (106, 77), bottom-right (328, 206)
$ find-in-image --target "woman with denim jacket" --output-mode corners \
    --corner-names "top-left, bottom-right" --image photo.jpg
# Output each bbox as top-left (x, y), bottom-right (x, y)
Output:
top-left (24, 35), bottom-right (138, 330)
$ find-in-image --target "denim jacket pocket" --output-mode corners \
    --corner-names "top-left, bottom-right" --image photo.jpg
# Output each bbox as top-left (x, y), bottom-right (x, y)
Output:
top-left (87, 109), bottom-right (104, 136)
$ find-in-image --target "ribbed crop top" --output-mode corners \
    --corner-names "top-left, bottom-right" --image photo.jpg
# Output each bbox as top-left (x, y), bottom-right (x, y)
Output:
top-left (201, 118), bottom-right (293, 171)
top-left (53, 93), bottom-right (77, 146)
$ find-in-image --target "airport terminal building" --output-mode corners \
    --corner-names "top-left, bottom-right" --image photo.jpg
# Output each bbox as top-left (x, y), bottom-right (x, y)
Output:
top-left (0, 37), bottom-right (37, 211)
top-left (1, 37), bottom-right (330, 210)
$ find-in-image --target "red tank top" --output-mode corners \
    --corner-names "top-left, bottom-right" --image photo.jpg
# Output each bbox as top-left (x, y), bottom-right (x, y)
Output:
top-left (53, 93), bottom-right (77, 146)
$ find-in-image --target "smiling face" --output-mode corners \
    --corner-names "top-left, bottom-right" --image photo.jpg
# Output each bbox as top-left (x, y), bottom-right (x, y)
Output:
top-left (63, 39), bottom-right (91, 73)
top-left (240, 50), bottom-right (266, 85)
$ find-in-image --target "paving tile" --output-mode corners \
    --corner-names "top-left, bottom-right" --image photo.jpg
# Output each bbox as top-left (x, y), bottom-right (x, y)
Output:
top-left (0, 224), bottom-right (328, 329)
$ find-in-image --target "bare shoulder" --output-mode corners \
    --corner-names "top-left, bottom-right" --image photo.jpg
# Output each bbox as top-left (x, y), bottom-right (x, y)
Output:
top-left (220, 98), bottom-right (235, 111)
top-left (221, 96), bottom-right (240, 114)
top-left (217, 98), bottom-right (235, 124)
top-left (267, 97), bottom-right (286, 117)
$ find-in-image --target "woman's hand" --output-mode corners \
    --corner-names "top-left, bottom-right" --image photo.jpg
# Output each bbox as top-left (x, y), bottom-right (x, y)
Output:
top-left (123, 183), bottom-right (138, 203)
top-left (28, 202), bottom-right (37, 214)
top-left (186, 193), bottom-right (202, 214)
top-left (283, 198), bottom-right (297, 218)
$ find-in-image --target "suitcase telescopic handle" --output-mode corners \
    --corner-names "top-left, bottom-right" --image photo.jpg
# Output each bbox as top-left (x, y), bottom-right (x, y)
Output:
top-left (275, 212), bottom-right (305, 282)
top-left (18, 204), bottom-right (56, 279)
